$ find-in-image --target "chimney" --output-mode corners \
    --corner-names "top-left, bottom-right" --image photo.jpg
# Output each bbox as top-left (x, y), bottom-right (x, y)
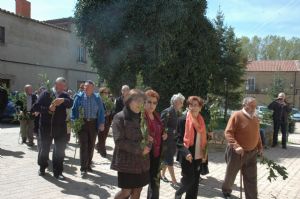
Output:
top-left (15, 0), bottom-right (31, 18)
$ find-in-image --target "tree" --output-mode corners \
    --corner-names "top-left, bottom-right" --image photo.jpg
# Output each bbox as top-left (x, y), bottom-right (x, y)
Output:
top-left (268, 73), bottom-right (286, 100)
top-left (213, 10), bottom-right (246, 117)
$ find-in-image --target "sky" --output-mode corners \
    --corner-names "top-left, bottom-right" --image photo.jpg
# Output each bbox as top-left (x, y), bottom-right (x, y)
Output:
top-left (1, 0), bottom-right (300, 38)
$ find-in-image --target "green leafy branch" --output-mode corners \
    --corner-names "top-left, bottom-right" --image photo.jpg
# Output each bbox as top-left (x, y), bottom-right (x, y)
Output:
top-left (68, 107), bottom-right (85, 139)
top-left (259, 156), bottom-right (288, 182)
top-left (102, 95), bottom-right (115, 113)
top-left (140, 105), bottom-right (149, 151)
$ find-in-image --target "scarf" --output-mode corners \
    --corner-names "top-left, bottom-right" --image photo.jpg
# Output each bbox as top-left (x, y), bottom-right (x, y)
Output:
top-left (145, 111), bottom-right (163, 158)
top-left (184, 111), bottom-right (207, 153)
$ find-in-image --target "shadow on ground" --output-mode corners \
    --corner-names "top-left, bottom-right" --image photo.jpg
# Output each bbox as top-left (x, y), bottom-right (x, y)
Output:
top-left (0, 148), bottom-right (25, 158)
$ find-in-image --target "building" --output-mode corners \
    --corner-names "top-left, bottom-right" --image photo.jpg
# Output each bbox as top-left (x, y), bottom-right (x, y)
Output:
top-left (0, 0), bottom-right (98, 92)
top-left (245, 60), bottom-right (300, 108)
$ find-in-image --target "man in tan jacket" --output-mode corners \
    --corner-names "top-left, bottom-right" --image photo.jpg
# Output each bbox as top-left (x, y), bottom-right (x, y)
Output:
top-left (222, 97), bottom-right (263, 199)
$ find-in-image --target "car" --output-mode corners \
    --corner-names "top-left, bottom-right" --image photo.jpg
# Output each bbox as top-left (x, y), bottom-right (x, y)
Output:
top-left (291, 108), bottom-right (300, 122)
top-left (0, 100), bottom-right (17, 123)
top-left (256, 105), bottom-right (269, 119)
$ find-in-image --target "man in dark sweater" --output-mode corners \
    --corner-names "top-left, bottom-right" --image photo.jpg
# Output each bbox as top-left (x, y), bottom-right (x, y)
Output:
top-left (0, 85), bottom-right (8, 119)
top-left (32, 77), bottom-right (73, 180)
top-left (114, 85), bottom-right (130, 115)
top-left (268, 92), bottom-right (292, 149)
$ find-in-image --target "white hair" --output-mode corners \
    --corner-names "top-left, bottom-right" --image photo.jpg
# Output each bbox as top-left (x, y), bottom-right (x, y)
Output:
top-left (170, 93), bottom-right (185, 105)
top-left (55, 77), bottom-right (66, 84)
top-left (121, 85), bottom-right (130, 91)
top-left (242, 97), bottom-right (256, 107)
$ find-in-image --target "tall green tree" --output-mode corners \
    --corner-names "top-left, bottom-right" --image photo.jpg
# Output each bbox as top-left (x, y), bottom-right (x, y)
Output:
top-left (213, 10), bottom-right (246, 117)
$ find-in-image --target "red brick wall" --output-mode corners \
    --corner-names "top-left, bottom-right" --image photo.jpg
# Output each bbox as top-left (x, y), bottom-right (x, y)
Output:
top-left (15, 0), bottom-right (31, 18)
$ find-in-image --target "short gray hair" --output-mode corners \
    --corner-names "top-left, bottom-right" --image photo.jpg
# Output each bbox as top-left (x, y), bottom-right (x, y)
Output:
top-left (170, 93), bottom-right (185, 105)
top-left (242, 97), bottom-right (256, 107)
top-left (121, 85), bottom-right (130, 91)
top-left (55, 77), bottom-right (66, 84)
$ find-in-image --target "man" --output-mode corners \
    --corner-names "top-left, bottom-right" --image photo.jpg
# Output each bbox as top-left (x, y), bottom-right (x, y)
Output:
top-left (114, 85), bottom-right (130, 114)
top-left (222, 97), bottom-right (263, 199)
top-left (71, 80), bottom-right (105, 176)
top-left (0, 85), bottom-right (8, 119)
top-left (32, 77), bottom-right (73, 180)
top-left (268, 93), bottom-right (291, 149)
top-left (17, 85), bottom-right (37, 146)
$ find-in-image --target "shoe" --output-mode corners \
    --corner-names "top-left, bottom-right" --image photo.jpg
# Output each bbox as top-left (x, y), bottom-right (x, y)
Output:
top-left (100, 151), bottom-right (107, 158)
top-left (38, 168), bottom-right (45, 176)
top-left (81, 171), bottom-right (87, 177)
top-left (223, 192), bottom-right (231, 199)
top-left (271, 144), bottom-right (278, 147)
top-left (27, 142), bottom-right (34, 147)
top-left (87, 167), bottom-right (93, 173)
top-left (21, 138), bottom-right (26, 144)
top-left (170, 182), bottom-right (180, 189)
top-left (161, 176), bottom-right (169, 182)
top-left (282, 145), bottom-right (287, 149)
top-left (54, 174), bottom-right (65, 180)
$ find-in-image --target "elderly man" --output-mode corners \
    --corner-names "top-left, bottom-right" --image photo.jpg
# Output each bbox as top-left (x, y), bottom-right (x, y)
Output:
top-left (32, 77), bottom-right (73, 180)
top-left (268, 93), bottom-right (291, 149)
top-left (114, 85), bottom-right (130, 114)
top-left (222, 97), bottom-right (263, 199)
top-left (17, 84), bottom-right (37, 146)
top-left (71, 80), bottom-right (105, 176)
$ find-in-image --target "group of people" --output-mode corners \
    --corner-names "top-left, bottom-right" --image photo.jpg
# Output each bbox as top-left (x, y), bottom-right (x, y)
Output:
top-left (3, 77), bottom-right (293, 199)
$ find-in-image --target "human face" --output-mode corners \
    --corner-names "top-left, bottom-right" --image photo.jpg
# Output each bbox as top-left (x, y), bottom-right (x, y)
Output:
top-left (101, 90), bottom-right (109, 97)
top-left (245, 100), bottom-right (257, 115)
top-left (188, 100), bottom-right (202, 115)
top-left (55, 82), bottom-right (66, 93)
top-left (129, 97), bottom-right (144, 114)
top-left (145, 96), bottom-right (158, 114)
top-left (84, 83), bottom-right (94, 96)
top-left (25, 86), bottom-right (33, 95)
top-left (173, 99), bottom-right (184, 112)
top-left (122, 88), bottom-right (130, 98)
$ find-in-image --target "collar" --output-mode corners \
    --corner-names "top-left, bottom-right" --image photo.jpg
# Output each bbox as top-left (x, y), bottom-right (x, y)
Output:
top-left (242, 108), bottom-right (255, 119)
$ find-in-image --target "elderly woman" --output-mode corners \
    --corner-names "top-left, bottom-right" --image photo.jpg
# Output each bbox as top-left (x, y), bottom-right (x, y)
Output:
top-left (96, 87), bottom-right (114, 157)
top-left (160, 93), bottom-right (185, 186)
top-left (111, 89), bottom-right (151, 199)
top-left (144, 90), bottom-right (168, 199)
top-left (175, 96), bottom-right (207, 199)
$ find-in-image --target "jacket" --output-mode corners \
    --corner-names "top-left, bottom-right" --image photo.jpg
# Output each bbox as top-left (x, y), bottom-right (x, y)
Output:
top-left (111, 107), bottom-right (150, 174)
top-left (268, 99), bottom-right (292, 123)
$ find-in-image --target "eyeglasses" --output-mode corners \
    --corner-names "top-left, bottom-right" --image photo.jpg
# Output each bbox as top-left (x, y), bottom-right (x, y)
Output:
top-left (146, 100), bottom-right (158, 105)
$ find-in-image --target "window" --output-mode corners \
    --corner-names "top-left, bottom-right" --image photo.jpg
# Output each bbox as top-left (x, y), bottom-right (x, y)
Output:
top-left (77, 47), bottom-right (87, 63)
top-left (0, 26), bottom-right (5, 43)
top-left (246, 77), bottom-right (255, 91)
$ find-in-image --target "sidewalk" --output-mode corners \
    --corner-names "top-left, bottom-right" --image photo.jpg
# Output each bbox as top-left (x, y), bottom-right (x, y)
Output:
top-left (1, 123), bottom-right (300, 199)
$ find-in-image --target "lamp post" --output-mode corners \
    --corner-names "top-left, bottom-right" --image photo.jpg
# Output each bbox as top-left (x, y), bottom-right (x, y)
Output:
top-left (224, 77), bottom-right (228, 120)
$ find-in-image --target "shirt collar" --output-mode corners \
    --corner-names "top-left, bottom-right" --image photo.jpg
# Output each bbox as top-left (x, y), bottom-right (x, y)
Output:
top-left (242, 108), bottom-right (255, 119)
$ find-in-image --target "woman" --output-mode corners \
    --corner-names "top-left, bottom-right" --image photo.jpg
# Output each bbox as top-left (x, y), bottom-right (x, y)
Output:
top-left (144, 90), bottom-right (167, 199)
top-left (175, 96), bottom-right (208, 199)
top-left (160, 93), bottom-right (185, 186)
top-left (111, 89), bottom-right (151, 199)
top-left (96, 87), bottom-right (113, 157)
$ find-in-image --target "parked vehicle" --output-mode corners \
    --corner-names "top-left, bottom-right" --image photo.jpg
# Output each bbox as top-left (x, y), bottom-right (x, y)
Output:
top-left (256, 105), bottom-right (269, 118)
top-left (291, 108), bottom-right (300, 122)
top-left (0, 100), bottom-right (17, 123)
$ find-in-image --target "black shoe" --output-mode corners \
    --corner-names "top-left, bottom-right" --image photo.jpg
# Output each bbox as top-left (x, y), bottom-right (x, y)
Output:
top-left (21, 138), bottom-right (27, 144)
top-left (54, 174), bottom-right (65, 180)
top-left (38, 168), bottom-right (45, 176)
top-left (271, 143), bottom-right (278, 147)
top-left (282, 145), bottom-right (287, 149)
top-left (223, 192), bottom-right (231, 199)
top-left (27, 142), bottom-right (34, 147)
top-left (81, 171), bottom-right (87, 177)
top-left (87, 167), bottom-right (93, 173)
top-left (100, 151), bottom-right (107, 158)
top-left (161, 176), bottom-right (169, 182)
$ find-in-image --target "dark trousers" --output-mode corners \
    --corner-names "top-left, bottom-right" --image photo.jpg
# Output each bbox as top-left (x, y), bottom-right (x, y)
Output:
top-left (222, 146), bottom-right (258, 199)
top-left (147, 154), bottom-right (161, 199)
top-left (96, 115), bottom-right (112, 153)
top-left (79, 120), bottom-right (97, 171)
top-left (38, 124), bottom-right (67, 176)
top-left (273, 120), bottom-right (287, 147)
top-left (175, 159), bottom-right (201, 199)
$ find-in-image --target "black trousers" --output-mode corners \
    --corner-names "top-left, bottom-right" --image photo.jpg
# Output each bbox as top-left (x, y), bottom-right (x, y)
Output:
top-left (175, 159), bottom-right (201, 199)
top-left (38, 124), bottom-right (67, 176)
top-left (273, 120), bottom-right (287, 147)
top-left (79, 120), bottom-right (97, 171)
top-left (147, 154), bottom-right (161, 199)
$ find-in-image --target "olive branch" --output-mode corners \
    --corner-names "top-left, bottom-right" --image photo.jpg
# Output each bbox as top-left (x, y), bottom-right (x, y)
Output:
top-left (259, 155), bottom-right (288, 182)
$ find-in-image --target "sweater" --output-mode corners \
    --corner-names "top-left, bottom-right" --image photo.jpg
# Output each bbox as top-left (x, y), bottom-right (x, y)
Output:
top-left (225, 110), bottom-right (262, 151)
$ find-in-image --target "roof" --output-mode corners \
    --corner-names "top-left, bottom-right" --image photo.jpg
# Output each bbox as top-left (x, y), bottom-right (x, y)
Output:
top-left (246, 60), bottom-right (300, 72)
top-left (0, 7), bottom-right (71, 32)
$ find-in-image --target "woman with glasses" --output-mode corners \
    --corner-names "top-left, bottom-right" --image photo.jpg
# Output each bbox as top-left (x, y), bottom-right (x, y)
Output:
top-left (111, 89), bottom-right (151, 199)
top-left (175, 96), bottom-right (207, 199)
top-left (144, 90), bottom-right (167, 199)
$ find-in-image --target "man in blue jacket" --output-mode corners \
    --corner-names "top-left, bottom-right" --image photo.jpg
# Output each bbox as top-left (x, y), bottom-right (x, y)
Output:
top-left (71, 80), bottom-right (105, 176)
top-left (32, 77), bottom-right (73, 180)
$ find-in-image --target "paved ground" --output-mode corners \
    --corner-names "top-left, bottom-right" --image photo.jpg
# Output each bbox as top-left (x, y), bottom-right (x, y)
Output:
top-left (1, 123), bottom-right (300, 199)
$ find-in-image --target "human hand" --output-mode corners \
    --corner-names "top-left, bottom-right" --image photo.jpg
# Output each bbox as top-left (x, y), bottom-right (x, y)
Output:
top-left (53, 98), bottom-right (64, 106)
top-left (258, 148), bottom-right (263, 157)
top-left (148, 136), bottom-right (154, 143)
top-left (235, 147), bottom-right (244, 156)
top-left (186, 154), bottom-right (193, 163)
top-left (142, 146), bottom-right (151, 155)
top-left (49, 104), bottom-right (56, 112)
top-left (99, 124), bottom-right (105, 132)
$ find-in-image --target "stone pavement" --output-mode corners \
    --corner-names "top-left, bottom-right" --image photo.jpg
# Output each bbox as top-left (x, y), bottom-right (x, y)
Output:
top-left (1, 123), bottom-right (300, 199)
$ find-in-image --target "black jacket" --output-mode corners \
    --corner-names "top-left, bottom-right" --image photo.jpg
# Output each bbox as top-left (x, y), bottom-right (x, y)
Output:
top-left (32, 90), bottom-right (73, 126)
top-left (114, 96), bottom-right (124, 115)
top-left (268, 99), bottom-right (292, 123)
top-left (0, 87), bottom-right (8, 115)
